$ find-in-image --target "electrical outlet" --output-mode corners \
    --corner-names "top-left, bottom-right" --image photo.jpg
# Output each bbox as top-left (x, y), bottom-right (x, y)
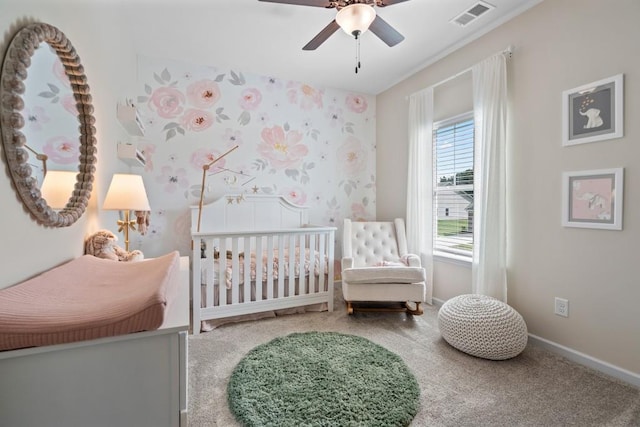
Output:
top-left (555, 297), bottom-right (569, 317)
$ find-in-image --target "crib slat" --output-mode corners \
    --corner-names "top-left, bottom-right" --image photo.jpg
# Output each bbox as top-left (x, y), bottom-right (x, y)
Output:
top-left (267, 236), bottom-right (274, 300)
top-left (297, 234), bottom-right (306, 296)
top-left (319, 233), bottom-right (326, 291)
top-left (243, 236), bottom-right (251, 303)
top-left (255, 236), bottom-right (264, 301)
top-left (205, 238), bottom-right (215, 308)
top-left (218, 238), bottom-right (227, 307)
top-left (308, 233), bottom-right (316, 294)
top-left (277, 236), bottom-right (285, 299)
top-left (286, 234), bottom-right (294, 297)
top-left (231, 238), bottom-right (240, 304)
top-left (327, 229), bottom-right (335, 311)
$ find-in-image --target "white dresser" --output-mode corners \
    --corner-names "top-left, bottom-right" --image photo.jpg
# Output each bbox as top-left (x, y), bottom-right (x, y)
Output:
top-left (0, 256), bottom-right (190, 427)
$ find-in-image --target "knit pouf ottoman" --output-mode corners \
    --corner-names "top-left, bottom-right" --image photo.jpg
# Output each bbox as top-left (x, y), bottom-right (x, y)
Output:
top-left (438, 294), bottom-right (528, 360)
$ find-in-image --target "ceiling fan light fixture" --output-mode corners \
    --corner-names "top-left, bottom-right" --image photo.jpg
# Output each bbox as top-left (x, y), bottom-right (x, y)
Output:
top-left (336, 4), bottom-right (377, 36)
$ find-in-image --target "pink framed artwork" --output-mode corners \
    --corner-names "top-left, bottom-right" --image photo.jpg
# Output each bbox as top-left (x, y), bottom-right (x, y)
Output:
top-left (562, 168), bottom-right (623, 230)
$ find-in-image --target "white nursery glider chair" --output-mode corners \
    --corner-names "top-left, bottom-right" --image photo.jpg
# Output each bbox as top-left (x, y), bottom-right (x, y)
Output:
top-left (341, 218), bottom-right (427, 315)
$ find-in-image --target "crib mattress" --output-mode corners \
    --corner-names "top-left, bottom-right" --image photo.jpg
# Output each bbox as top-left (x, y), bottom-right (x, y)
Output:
top-left (0, 251), bottom-right (180, 351)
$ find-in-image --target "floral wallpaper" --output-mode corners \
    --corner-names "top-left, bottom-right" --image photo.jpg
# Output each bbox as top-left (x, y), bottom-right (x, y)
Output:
top-left (21, 45), bottom-right (80, 186)
top-left (129, 55), bottom-right (376, 258)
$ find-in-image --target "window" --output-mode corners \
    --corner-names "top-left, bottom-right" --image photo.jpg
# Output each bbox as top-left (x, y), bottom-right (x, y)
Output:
top-left (433, 113), bottom-right (474, 258)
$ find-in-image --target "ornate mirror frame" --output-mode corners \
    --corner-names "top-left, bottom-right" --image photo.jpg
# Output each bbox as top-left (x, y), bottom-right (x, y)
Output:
top-left (0, 23), bottom-right (96, 227)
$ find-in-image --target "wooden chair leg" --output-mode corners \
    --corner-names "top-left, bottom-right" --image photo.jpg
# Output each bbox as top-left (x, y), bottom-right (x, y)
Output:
top-left (346, 301), bottom-right (354, 315)
top-left (405, 301), bottom-right (424, 315)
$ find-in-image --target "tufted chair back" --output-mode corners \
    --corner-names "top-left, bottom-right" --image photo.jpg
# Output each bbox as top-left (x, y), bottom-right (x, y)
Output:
top-left (340, 218), bottom-right (429, 314)
top-left (343, 219), bottom-right (409, 267)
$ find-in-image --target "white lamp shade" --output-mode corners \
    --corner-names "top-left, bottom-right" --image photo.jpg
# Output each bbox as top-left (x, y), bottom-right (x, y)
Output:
top-left (103, 174), bottom-right (151, 211)
top-left (336, 4), bottom-right (376, 35)
top-left (40, 170), bottom-right (77, 209)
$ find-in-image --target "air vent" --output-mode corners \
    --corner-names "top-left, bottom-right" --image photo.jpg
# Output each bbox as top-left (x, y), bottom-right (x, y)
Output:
top-left (451, 1), bottom-right (495, 27)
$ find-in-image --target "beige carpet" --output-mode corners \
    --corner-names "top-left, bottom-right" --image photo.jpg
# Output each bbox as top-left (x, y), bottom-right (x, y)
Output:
top-left (188, 286), bottom-right (640, 426)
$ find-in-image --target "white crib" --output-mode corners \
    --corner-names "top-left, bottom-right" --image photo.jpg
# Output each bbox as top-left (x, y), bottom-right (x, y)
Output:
top-left (191, 195), bottom-right (335, 334)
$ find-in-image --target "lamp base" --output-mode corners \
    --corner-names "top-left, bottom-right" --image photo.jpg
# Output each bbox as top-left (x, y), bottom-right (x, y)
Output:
top-left (116, 210), bottom-right (137, 252)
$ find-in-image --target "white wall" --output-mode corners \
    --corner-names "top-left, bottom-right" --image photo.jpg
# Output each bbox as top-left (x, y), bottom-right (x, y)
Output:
top-left (377, 0), bottom-right (640, 376)
top-left (0, 2), bottom-right (137, 288)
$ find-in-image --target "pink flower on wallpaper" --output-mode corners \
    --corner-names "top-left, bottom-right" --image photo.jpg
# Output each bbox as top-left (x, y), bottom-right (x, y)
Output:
top-left (239, 88), bottom-right (262, 111)
top-left (139, 143), bottom-right (156, 172)
top-left (350, 202), bottom-right (371, 221)
top-left (24, 106), bottom-right (50, 131)
top-left (42, 136), bottom-right (79, 164)
top-left (258, 125), bottom-right (308, 169)
top-left (222, 128), bottom-right (243, 148)
top-left (336, 135), bottom-right (367, 176)
top-left (190, 148), bottom-right (227, 172)
top-left (148, 86), bottom-right (186, 119)
top-left (156, 165), bottom-right (189, 193)
top-left (346, 93), bottom-right (368, 113)
top-left (181, 109), bottom-right (214, 132)
top-left (287, 83), bottom-right (323, 111)
top-left (61, 94), bottom-right (78, 115)
top-left (186, 79), bottom-right (221, 109)
top-left (285, 187), bottom-right (307, 206)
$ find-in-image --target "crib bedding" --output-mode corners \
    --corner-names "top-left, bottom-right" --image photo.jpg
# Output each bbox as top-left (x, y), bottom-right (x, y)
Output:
top-left (0, 251), bottom-right (180, 352)
top-left (198, 247), bottom-right (331, 331)
top-left (205, 247), bottom-right (327, 289)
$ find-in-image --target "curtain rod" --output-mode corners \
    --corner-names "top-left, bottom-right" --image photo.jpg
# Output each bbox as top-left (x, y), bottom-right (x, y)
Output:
top-left (406, 45), bottom-right (513, 100)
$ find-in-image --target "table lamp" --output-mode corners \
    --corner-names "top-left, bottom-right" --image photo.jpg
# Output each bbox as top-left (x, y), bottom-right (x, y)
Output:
top-left (40, 170), bottom-right (78, 209)
top-left (103, 173), bottom-right (150, 251)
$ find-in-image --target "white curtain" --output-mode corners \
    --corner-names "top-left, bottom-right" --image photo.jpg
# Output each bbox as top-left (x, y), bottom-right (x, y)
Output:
top-left (471, 53), bottom-right (508, 302)
top-left (406, 88), bottom-right (434, 300)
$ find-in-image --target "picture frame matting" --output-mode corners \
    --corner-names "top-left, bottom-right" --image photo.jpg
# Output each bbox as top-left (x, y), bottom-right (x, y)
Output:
top-left (561, 168), bottom-right (623, 230)
top-left (562, 74), bottom-right (624, 146)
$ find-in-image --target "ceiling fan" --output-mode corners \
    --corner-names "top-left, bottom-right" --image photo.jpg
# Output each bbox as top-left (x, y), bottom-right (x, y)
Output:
top-left (259, 0), bottom-right (409, 52)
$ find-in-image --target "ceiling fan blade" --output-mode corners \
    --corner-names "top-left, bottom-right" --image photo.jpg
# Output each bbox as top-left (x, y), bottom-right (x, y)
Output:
top-left (375, 0), bottom-right (411, 6)
top-left (258, 0), bottom-right (333, 7)
top-left (368, 15), bottom-right (405, 47)
top-left (303, 19), bottom-right (341, 50)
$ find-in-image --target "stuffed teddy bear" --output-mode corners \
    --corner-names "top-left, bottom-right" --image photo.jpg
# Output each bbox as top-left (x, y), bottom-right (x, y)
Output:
top-left (84, 229), bottom-right (144, 262)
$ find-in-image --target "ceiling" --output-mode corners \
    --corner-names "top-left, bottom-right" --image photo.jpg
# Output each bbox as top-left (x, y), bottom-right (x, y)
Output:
top-left (120, 0), bottom-right (542, 94)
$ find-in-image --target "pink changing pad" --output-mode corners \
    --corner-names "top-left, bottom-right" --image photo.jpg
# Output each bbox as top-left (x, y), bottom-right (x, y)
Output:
top-left (0, 251), bottom-right (180, 351)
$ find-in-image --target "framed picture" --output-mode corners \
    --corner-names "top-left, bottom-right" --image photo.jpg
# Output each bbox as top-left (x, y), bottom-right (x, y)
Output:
top-left (562, 74), bottom-right (624, 146)
top-left (562, 168), bottom-right (623, 230)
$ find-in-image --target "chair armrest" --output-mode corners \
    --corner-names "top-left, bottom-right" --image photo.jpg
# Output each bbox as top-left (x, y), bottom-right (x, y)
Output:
top-left (341, 257), bottom-right (354, 270)
top-left (404, 254), bottom-right (421, 267)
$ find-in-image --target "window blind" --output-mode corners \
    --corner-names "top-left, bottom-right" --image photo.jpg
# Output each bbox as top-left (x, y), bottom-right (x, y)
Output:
top-left (433, 115), bottom-right (474, 256)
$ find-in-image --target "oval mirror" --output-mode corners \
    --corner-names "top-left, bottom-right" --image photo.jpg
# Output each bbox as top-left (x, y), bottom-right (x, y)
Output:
top-left (0, 23), bottom-right (97, 227)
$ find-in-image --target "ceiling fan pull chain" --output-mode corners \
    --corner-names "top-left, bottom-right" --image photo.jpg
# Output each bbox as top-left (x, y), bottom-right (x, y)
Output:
top-left (355, 31), bottom-right (361, 74)
top-left (358, 34), bottom-right (361, 71)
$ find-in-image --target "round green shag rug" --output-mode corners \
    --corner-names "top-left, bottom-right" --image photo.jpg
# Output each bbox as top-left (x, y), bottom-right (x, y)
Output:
top-left (227, 331), bottom-right (420, 427)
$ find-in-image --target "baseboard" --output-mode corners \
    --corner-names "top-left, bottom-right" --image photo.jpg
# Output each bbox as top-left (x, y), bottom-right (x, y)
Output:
top-left (528, 334), bottom-right (640, 389)
top-left (431, 298), bottom-right (639, 389)
top-left (432, 297), bottom-right (445, 307)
